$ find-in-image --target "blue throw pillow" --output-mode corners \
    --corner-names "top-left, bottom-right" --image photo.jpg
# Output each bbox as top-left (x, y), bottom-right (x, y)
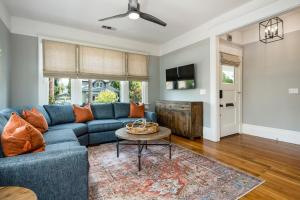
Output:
top-left (44, 105), bottom-right (75, 125)
top-left (91, 103), bottom-right (114, 120)
top-left (114, 103), bottom-right (130, 119)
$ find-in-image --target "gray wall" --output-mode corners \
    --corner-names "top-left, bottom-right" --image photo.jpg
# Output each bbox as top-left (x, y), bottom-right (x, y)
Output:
top-left (0, 19), bottom-right (11, 109)
top-left (159, 39), bottom-right (211, 127)
top-left (243, 30), bottom-right (300, 131)
top-left (10, 34), bottom-right (39, 107)
top-left (148, 56), bottom-right (160, 111)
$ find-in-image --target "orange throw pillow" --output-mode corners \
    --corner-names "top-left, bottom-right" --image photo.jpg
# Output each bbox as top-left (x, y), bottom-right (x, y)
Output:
top-left (73, 104), bottom-right (94, 123)
top-left (129, 103), bottom-right (145, 118)
top-left (23, 108), bottom-right (48, 134)
top-left (1, 113), bottom-right (46, 157)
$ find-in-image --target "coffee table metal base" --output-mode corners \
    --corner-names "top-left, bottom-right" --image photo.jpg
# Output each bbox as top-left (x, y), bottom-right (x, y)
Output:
top-left (116, 135), bottom-right (172, 171)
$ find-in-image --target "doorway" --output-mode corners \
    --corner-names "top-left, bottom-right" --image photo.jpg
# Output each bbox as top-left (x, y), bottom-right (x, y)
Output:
top-left (219, 49), bottom-right (242, 138)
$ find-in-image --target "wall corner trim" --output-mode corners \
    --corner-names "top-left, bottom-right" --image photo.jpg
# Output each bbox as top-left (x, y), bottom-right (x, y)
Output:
top-left (242, 123), bottom-right (300, 145)
top-left (203, 127), bottom-right (220, 142)
top-left (0, 1), bottom-right (11, 30)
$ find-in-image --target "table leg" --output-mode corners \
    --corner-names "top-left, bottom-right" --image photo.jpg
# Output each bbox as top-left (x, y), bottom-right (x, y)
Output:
top-left (145, 140), bottom-right (148, 150)
top-left (117, 137), bottom-right (119, 158)
top-left (169, 135), bottom-right (172, 159)
top-left (138, 140), bottom-right (141, 171)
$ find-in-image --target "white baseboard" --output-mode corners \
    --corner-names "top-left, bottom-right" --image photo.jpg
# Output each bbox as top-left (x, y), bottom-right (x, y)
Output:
top-left (242, 124), bottom-right (300, 145)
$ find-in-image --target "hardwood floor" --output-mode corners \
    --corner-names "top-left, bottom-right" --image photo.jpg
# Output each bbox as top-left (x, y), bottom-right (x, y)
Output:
top-left (171, 134), bottom-right (300, 200)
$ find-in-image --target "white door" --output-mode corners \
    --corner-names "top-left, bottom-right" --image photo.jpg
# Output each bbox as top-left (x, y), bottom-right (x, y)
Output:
top-left (220, 63), bottom-right (241, 137)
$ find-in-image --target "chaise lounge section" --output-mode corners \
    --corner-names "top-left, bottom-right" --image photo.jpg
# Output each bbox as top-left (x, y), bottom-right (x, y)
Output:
top-left (0, 103), bottom-right (156, 200)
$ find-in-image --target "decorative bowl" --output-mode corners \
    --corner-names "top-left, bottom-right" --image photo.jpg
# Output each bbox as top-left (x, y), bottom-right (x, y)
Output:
top-left (126, 119), bottom-right (159, 135)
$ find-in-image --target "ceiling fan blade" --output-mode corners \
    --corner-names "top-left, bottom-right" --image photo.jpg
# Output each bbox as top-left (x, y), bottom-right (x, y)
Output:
top-left (98, 12), bottom-right (128, 22)
top-left (139, 12), bottom-right (167, 27)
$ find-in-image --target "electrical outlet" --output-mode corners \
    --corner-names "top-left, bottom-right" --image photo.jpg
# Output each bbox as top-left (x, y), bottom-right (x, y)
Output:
top-left (288, 88), bottom-right (299, 94)
top-left (200, 89), bottom-right (206, 95)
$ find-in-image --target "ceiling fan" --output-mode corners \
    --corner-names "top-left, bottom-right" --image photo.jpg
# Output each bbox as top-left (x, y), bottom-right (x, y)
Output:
top-left (98, 0), bottom-right (167, 27)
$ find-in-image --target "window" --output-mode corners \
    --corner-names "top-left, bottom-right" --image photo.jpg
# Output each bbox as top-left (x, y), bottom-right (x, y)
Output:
top-left (42, 39), bottom-right (149, 105)
top-left (48, 78), bottom-right (71, 104)
top-left (82, 80), bottom-right (120, 104)
top-left (222, 65), bottom-right (235, 84)
top-left (129, 81), bottom-right (142, 103)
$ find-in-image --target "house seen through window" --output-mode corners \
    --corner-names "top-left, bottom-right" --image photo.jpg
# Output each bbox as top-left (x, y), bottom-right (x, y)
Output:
top-left (82, 80), bottom-right (120, 104)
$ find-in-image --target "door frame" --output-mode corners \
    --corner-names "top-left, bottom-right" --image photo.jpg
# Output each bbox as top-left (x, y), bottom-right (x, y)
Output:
top-left (218, 39), bottom-right (243, 136)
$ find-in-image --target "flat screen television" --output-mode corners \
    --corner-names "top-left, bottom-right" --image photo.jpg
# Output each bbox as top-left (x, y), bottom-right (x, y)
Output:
top-left (166, 64), bottom-right (195, 90)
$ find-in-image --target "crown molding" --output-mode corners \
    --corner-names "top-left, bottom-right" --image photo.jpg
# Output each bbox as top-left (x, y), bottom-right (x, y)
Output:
top-left (0, 1), bottom-right (11, 29)
top-left (159, 0), bottom-right (300, 56)
top-left (10, 16), bottom-right (161, 56)
top-left (4, 0), bottom-right (300, 56)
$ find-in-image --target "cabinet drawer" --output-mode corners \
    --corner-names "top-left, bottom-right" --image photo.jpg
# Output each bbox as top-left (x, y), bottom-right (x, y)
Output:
top-left (168, 104), bottom-right (191, 111)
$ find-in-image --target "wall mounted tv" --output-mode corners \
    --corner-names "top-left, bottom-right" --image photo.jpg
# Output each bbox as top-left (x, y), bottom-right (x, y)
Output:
top-left (166, 64), bottom-right (195, 90)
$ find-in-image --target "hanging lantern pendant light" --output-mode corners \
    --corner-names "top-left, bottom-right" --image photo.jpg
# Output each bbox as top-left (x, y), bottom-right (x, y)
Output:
top-left (260, 17), bottom-right (284, 44)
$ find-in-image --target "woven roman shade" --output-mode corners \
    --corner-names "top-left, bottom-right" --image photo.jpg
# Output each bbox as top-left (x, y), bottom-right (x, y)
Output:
top-left (43, 40), bottom-right (78, 78)
top-left (220, 52), bottom-right (241, 67)
top-left (43, 39), bottom-right (149, 80)
top-left (127, 53), bottom-right (149, 80)
top-left (78, 46), bottom-right (126, 80)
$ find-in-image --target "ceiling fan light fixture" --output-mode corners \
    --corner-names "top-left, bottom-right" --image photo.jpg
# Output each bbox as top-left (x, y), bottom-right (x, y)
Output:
top-left (128, 11), bottom-right (140, 20)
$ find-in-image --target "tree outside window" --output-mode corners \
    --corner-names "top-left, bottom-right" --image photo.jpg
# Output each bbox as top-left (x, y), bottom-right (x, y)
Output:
top-left (129, 81), bottom-right (142, 103)
top-left (49, 78), bottom-right (71, 104)
top-left (222, 65), bottom-right (235, 84)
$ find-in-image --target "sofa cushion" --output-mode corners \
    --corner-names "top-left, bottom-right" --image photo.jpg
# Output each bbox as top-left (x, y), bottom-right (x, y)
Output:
top-left (14, 105), bottom-right (51, 125)
top-left (0, 114), bottom-right (8, 158)
top-left (0, 108), bottom-right (17, 120)
top-left (114, 103), bottom-right (130, 119)
top-left (89, 131), bottom-right (117, 145)
top-left (87, 119), bottom-right (123, 133)
top-left (44, 129), bottom-right (78, 145)
top-left (0, 114), bottom-right (7, 134)
top-left (49, 123), bottom-right (88, 137)
top-left (91, 103), bottom-right (114, 119)
top-left (117, 118), bottom-right (145, 125)
top-left (44, 105), bottom-right (75, 125)
top-left (45, 141), bottom-right (80, 152)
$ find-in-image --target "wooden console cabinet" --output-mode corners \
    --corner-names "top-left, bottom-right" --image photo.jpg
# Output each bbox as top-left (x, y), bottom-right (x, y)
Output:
top-left (155, 100), bottom-right (203, 139)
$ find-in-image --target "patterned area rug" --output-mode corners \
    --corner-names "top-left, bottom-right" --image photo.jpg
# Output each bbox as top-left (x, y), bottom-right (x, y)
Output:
top-left (88, 142), bottom-right (263, 200)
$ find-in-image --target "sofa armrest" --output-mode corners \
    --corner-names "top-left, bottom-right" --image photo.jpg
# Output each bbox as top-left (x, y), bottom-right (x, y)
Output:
top-left (0, 147), bottom-right (88, 200)
top-left (144, 111), bottom-right (157, 122)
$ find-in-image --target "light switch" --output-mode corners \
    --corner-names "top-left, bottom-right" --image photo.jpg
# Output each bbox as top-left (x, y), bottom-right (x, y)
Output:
top-left (200, 89), bottom-right (206, 95)
top-left (288, 88), bottom-right (299, 94)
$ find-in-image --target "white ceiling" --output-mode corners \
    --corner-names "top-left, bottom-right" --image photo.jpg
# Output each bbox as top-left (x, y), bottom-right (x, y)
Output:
top-left (2, 0), bottom-right (252, 44)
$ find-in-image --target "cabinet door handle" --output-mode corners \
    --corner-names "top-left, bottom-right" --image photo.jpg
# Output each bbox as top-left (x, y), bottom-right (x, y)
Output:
top-left (226, 103), bottom-right (234, 107)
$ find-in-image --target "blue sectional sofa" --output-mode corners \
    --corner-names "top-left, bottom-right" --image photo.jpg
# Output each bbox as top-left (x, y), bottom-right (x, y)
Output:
top-left (0, 103), bottom-right (156, 200)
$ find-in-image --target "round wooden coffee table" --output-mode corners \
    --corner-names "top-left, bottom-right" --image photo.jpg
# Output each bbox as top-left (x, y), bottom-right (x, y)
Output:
top-left (115, 126), bottom-right (172, 171)
top-left (0, 186), bottom-right (37, 200)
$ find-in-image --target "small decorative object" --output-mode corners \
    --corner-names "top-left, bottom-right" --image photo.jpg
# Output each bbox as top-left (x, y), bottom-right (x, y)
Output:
top-left (126, 119), bottom-right (159, 135)
top-left (226, 34), bottom-right (232, 42)
top-left (259, 17), bottom-right (284, 44)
